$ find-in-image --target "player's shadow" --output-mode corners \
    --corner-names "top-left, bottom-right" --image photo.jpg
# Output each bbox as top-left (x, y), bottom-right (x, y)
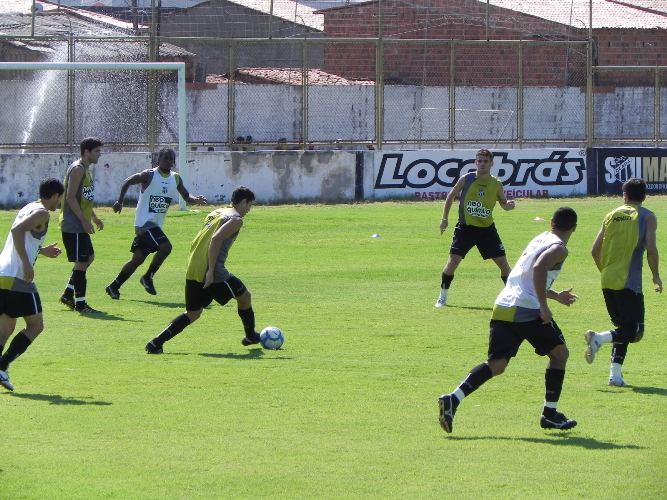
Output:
top-left (596, 385), bottom-right (667, 397)
top-left (83, 312), bottom-right (138, 321)
top-left (6, 392), bottom-right (112, 406)
top-left (131, 299), bottom-right (184, 309)
top-left (446, 305), bottom-right (493, 312)
top-left (446, 435), bottom-right (644, 450)
top-left (199, 349), bottom-right (265, 360)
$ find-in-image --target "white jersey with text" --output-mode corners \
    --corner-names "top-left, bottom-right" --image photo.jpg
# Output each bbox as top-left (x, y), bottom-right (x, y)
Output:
top-left (134, 168), bottom-right (181, 233)
top-left (0, 201), bottom-right (48, 293)
top-left (495, 231), bottom-right (564, 312)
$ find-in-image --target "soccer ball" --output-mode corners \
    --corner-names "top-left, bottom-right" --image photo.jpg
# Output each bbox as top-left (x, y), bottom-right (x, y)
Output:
top-left (260, 326), bottom-right (284, 350)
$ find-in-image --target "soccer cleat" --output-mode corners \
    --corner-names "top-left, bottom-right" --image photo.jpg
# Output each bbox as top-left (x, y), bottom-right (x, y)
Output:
top-left (540, 411), bottom-right (577, 430)
top-left (105, 284), bottom-right (120, 300)
top-left (438, 394), bottom-right (455, 433)
top-left (608, 376), bottom-right (626, 387)
top-left (584, 330), bottom-right (601, 364)
top-left (241, 331), bottom-right (261, 346)
top-left (140, 275), bottom-right (157, 296)
top-left (76, 303), bottom-right (102, 314)
top-left (0, 370), bottom-right (14, 392)
top-left (145, 340), bottom-right (163, 354)
top-left (434, 289), bottom-right (448, 308)
top-left (60, 294), bottom-right (75, 310)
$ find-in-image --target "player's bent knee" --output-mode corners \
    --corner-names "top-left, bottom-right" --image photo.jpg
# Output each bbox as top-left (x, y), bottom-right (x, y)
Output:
top-left (487, 358), bottom-right (507, 376)
top-left (236, 290), bottom-right (251, 308)
top-left (632, 324), bottom-right (645, 343)
top-left (549, 344), bottom-right (569, 364)
top-left (186, 310), bottom-right (202, 322)
top-left (159, 243), bottom-right (173, 255)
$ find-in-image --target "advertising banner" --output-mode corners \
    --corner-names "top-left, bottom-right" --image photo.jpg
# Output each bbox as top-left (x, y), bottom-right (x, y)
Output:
top-left (372, 149), bottom-right (587, 200)
top-left (594, 148), bottom-right (667, 195)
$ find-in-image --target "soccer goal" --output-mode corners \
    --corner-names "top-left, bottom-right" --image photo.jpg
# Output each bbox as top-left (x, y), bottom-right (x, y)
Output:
top-left (0, 61), bottom-right (188, 208)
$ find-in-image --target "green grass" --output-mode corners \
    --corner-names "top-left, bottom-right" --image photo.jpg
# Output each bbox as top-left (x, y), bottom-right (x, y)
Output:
top-left (1, 197), bottom-right (666, 499)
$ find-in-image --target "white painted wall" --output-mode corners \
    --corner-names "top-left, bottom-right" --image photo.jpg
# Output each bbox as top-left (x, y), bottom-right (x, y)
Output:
top-left (0, 151), bottom-right (357, 206)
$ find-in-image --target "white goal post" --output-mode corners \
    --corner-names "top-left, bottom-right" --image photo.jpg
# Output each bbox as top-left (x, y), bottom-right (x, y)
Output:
top-left (0, 61), bottom-right (188, 209)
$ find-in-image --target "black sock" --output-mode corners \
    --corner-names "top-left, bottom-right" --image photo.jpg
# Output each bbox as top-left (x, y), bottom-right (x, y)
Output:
top-left (453, 363), bottom-right (493, 409)
top-left (72, 270), bottom-right (87, 306)
top-left (501, 275), bottom-right (508, 284)
top-left (113, 270), bottom-right (132, 288)
top-left (63, 273), bottom-right (75, 298)
top-left (153, 314), bottom-right (191, 346)
top-left (0, 331), bottom-right (32, 371)
top-left (611, 342), bottom-right (628, 364)
top-left (146, 264), bottom-right (160, 278)
top-left (0, 344), bottom-right (4, 356)
top-left (441, 273), bottom-right (454, 289)
top-left (543, 368), bottom-right (565, 414)
top-left (237, 307), bottom-right (256, 337)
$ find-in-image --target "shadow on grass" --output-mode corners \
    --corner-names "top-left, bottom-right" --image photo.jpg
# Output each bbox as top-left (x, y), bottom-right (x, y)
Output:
top-left (446, 305), bottom-right (493, 312)
top-left (79, 311), bottom-right (138, 322)
top-left (7, 392), bottom-right (112, 406)
top-left (596, 385), bottom-right (667, 397)
top-left (632, 386), bottom-right (667, 397)
top-left (130, 299), bottom-right (185, 309)
top-left (200, 349), bottom-right (265, 360)
top-left (446, 435), bottom-right (644, 450)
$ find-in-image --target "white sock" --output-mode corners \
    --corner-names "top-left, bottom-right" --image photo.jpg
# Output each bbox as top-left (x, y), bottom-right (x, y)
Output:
top-left (544, 401), bottom-right (558, 410)
top-left (610, 362), bottom-right (623, 378)
top-left (453, 387), bottom-right (465, 404)
top-left (439, 288), bottom-right (448, 299)
top-left (597, 331), bottom-right (613, 344)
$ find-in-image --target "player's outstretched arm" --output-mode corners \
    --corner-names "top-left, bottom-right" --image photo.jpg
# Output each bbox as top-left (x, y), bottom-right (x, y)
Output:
top-left (440, 176), bottom-right (465, 234)
top-left (176, 180), bottom-right (207, 205)
top-left (113, 171), bottom-right (150, 213)
top-left (645, 213), bottom-right (662, 293)
top-left (497, 190), bottom-right (515, 211)
top-left (11, 209), bottom-right (50, 282)
top-left (203, 217), bottom-right (243, 288)
top-left (533, 244), bottom-right (568, 323)
top-left (591, 226), bottom-right (604, 271)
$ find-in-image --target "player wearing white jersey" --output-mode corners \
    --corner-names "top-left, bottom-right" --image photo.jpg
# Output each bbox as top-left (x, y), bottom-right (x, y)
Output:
top-left (0, 178), bottom-right (64, 392)
top-left (105, 148), bottom-right (206, 299)
top-left (437, 207), bottom-right (579, 433)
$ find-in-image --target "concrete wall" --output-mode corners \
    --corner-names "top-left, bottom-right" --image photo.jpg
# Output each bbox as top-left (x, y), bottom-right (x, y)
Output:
top-left (0, 151), bottom-right (357, 206)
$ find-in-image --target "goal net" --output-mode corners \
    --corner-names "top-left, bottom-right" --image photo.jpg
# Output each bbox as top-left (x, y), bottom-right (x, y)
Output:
top-left (0, 61), bottom-right (188, 207)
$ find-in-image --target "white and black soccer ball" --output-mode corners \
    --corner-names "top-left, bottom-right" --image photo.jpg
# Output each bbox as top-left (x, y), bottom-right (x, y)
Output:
top-left (260, 326), bottom-right (284, 350)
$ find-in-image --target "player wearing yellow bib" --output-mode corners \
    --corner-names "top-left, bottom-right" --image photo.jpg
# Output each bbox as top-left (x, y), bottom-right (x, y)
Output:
top-left (585, 178), bottom-right (662, 386)
top-left (145, 187), bottom-right (259, 354)
top-left (59, 137), bottom-right (105, 314)
top-left (105, 148), bottom-right (206, 300)
top-left (436, 149), bottom-right (515, 308)
top-left (0, 178), bottom-right (64, 392)
top-left (437, 208), bottom-right (579, 433)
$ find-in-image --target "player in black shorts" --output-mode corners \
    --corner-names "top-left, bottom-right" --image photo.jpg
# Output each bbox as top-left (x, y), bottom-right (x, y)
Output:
top-left (59, 137), bottom-right (104, 314)
top-left (0, 178), bottom-right (64, 391)
top-left (437, 208), bottom-right (579, 432)
top-left (105, 148), bottom-right (206, 299)
top-left (436, 149), bottom-right (515, 308)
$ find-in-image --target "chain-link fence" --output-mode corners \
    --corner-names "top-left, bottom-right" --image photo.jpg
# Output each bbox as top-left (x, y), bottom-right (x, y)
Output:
top-left (2, 0), bottom-right (667, 149)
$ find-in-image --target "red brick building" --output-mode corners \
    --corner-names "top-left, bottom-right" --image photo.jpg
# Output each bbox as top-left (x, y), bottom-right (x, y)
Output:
top-left (317, 0), bottom-right (667, 87)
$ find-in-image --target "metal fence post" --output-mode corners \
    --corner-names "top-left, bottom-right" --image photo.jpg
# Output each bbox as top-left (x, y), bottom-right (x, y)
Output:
top-left (227, 43), bottom-right (235, 148)
top-left (375, 38), bottom-right (384, 150)
top-left (449, 41), bottom-right (455, 149)
top-left (517, 41), bottom-right (523, 148)
top-left (302, 40), bottom-right (309, 148)
top-left (67, 34), bottom-right (75, 149)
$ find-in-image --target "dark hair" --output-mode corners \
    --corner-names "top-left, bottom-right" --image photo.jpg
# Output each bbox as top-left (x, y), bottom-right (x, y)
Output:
top-left (622, 177), bottom-right (646, 202)
top-left (476, 148), bottom-right (493, 160)
top-left (231, 186), bottom-right (256, 205)
top-left (552, 207), bottom-right (577, 231)
top-left (80, 137), bottom-right (103, 155)
top-left (158, 148), bottom-right (175, 163)
top-left (39, 177), bottom-right (65, 199)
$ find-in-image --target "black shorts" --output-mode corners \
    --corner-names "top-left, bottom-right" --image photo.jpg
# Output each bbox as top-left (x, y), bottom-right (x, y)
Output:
top-left (0, 288), bottom-right (42, 318)
top-left (185, 276), bottom-right (247, 311)
top-left (603, 288), bottom-right (645, 342)
top-left (131, 227), bottom-right (170, 256)
top-left (450, 223), bottom-right (506, 260)
top-left (488, 319), bottom-right (565, 361)
top-left (62, 232), bottom-right (94, 263)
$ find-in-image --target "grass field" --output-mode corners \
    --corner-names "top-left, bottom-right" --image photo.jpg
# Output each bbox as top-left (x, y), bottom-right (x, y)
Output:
top-left (1, 197), bottom-right (666, 499)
